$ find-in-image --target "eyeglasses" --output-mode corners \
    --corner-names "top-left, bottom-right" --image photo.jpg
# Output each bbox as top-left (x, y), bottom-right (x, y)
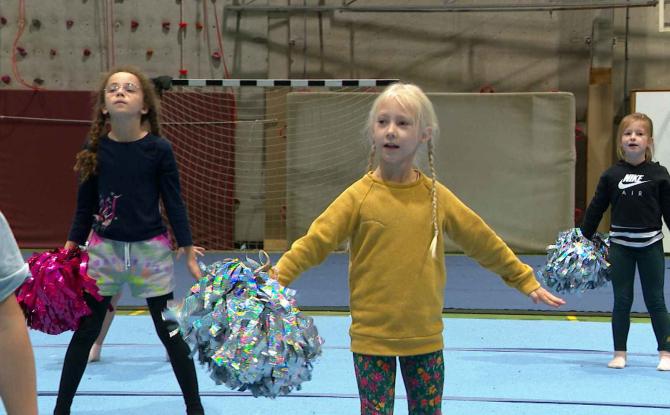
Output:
top-left (105, 82), bottom-right (139, 94)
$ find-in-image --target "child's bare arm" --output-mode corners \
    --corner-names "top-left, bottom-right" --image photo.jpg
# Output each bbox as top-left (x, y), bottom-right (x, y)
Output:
top-left (0, 294), bottom-right (38, 415)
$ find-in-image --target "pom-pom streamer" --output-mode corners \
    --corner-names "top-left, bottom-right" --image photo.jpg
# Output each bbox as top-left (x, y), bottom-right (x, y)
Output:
top-left (16, 247), bottom-right (103, 334)
top-left (165, 251), bottom-right (323, 397)
top-left (538, 228), bottom-right (610, 294)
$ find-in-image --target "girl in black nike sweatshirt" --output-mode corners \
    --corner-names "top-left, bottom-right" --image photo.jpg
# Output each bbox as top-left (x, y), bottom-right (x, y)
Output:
top-left (581, 113), bottom-right (670, 371)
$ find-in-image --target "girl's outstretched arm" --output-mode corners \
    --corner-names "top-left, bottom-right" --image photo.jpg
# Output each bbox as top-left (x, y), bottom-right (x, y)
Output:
top-left (529, 287), bottom-right (565, 308)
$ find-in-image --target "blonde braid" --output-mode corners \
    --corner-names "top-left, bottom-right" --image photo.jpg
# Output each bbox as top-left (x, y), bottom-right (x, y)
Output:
top-left (428, 140), bottom-right (439, 259)
top-left (367, 144), bottom-right (376, 173)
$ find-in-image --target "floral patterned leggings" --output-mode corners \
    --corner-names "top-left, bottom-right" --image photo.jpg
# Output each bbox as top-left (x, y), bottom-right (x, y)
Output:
top-left (353, 350), bottom-right (444, 414)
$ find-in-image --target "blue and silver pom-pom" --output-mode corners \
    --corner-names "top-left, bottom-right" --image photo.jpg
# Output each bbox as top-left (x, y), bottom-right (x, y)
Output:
top-left (165, 252), bottom-right (324, 398)
top-left (537, 228), bottom-right (610, 294)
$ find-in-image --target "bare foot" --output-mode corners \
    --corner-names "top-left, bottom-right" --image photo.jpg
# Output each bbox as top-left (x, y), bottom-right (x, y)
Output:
top-left (657, 351), bottom-right (670, 371)
top-left (88, 344), bottom-right (102, 363)
top-left (607, 351), bottom-right (626, 369)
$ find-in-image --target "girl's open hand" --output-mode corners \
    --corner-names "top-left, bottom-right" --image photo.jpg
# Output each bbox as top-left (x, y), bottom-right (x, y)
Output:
top-left (177, 245), bottom-right (205, 279)
top-left (529, 287), bottom-right (565, 308)
top-left (176, 245), bottom-right (205, 258)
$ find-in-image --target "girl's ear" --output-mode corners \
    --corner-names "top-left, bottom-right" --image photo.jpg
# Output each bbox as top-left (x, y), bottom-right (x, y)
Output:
top-left (421, 127), bottom-right (432, 143)
top-left (101, 107), bottom-right (108, 115)
top-left (141, 106), bottom-right (149, 115)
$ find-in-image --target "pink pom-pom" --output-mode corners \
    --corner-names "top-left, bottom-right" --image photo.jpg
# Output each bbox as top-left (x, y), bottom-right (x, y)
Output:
top-left (16, 248), bottom-right (103, 335)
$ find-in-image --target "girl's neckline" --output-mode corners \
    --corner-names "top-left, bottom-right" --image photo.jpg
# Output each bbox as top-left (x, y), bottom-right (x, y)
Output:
top-left (368, 170), bottom-right (423, 188)
top-left (621, 159), bottom-right (649, 167)
top-left (106, 132), bottom-right (149, 143)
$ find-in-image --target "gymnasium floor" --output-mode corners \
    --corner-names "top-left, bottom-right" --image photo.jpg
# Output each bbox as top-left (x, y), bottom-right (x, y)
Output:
top-left (22, 314), bottom-right (670, 415)
top-left (12, 251), bottom-right (670, 414)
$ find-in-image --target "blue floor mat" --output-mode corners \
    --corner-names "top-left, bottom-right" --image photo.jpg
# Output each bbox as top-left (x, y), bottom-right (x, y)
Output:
top-left (21, 315), bottom-right (670, 415)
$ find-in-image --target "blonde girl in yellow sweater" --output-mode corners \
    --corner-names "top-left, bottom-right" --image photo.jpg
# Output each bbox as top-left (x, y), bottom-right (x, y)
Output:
top-left (274, 82), bottom-right (564, 414)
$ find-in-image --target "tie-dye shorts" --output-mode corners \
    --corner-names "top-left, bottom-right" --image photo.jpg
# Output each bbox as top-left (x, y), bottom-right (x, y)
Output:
top-left (86, 232), bottom-right (175, 298)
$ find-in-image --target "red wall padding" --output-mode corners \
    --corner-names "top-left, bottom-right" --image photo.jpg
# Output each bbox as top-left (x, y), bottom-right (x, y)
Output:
top-left (0, 91), bottom-right (93, 248)
top-left (1, 90), bottom-right (236, 250)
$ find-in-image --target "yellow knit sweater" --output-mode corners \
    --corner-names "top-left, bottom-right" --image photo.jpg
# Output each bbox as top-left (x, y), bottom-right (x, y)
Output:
top-left (277, 171), bottom-right (540, 356)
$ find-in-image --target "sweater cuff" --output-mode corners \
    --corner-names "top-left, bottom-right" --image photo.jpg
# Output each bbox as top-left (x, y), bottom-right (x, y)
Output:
top-left (275, 260), bottom-right (297, 287)
top-left (517, 275), bottom-right (541, 295)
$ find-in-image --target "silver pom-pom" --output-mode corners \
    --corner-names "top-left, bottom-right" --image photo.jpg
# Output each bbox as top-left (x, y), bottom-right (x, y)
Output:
top-left (165, 251), bottom-right (324, 397)
top-left (538, 228), bottom-right (610, 293)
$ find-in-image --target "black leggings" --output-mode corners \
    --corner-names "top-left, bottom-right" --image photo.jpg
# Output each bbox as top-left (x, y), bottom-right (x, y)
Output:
top-left (609, 241), bottom-right (670, 352)
top-left (54, 293), bottom-right (204, 415)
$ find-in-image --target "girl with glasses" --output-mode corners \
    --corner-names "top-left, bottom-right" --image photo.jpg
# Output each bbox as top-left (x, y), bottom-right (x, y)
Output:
top-left (54, 66), bottom-right (205, 415)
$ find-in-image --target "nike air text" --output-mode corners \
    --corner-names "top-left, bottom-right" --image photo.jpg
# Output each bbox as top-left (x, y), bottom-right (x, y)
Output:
top-left (618, 174), bottom-right (650, 190)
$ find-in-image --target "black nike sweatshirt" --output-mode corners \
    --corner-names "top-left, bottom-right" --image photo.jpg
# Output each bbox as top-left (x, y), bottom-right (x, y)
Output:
top-left (581, 160), bottom-right (670, 247)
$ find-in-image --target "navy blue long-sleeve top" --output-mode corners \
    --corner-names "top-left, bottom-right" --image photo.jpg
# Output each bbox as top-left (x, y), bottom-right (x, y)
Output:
top-left (67, 134), bottom-right (193, 247)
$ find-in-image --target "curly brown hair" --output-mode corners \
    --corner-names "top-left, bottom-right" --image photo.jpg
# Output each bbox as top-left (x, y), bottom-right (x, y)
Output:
top-left (74, 65), bottom-right (162, 182)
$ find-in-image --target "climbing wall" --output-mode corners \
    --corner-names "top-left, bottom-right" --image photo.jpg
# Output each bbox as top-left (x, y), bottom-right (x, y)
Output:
top-left (0, 1), bottom-right (232, 90)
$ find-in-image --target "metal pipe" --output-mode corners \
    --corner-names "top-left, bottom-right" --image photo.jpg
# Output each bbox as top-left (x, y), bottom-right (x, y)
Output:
top-left (623, 6), bottom-right (630, 110)
top-left (225, 1), bottom-right (657, 14)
